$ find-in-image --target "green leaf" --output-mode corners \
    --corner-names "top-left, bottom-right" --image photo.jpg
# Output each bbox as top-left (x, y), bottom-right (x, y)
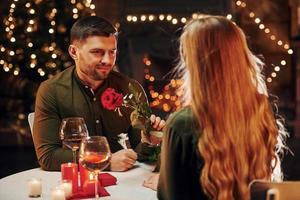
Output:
top-left (128, 83), bottom-right (139, 102)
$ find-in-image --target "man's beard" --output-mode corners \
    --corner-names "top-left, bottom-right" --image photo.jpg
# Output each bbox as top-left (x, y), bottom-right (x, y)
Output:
top-left (92, 67), bottom-right (111, 80)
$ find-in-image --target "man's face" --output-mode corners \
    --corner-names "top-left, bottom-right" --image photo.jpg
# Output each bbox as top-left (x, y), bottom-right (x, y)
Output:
top-left (74, 35), bottom-right (117, 81)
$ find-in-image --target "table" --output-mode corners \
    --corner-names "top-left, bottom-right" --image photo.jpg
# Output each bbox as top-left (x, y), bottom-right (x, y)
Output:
top-left (0, 162), bottom-right (158, 200)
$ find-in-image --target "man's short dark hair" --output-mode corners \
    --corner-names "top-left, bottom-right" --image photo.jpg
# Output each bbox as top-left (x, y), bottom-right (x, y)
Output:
top-left (70, 16), bottom-right (118, 43)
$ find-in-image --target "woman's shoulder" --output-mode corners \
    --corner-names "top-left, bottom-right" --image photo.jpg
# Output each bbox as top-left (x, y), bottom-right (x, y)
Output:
top-left (167, 107), bottom-right (195, 128)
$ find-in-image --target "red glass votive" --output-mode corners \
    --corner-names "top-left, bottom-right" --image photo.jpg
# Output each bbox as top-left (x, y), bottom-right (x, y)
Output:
top-left (61, 162), bottom-right (78, 193)
top-left (79, 163), bottom-right (89, 189)
top-left (82, 178), bottom-right (102, 195)
top-left (79, 163), bottom-right (102, 193)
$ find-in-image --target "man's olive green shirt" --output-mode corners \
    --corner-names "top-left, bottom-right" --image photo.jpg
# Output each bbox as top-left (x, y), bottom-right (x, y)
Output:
top-left (33, 66), bottom-right (150, 171)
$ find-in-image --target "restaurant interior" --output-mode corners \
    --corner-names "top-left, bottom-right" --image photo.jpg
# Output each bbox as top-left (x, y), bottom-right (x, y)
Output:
top-left (0, 0), bottom-right (299, 182)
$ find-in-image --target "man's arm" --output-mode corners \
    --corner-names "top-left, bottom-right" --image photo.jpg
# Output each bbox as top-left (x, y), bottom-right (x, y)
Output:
top-left (33, 81), bottom-right (72, 171)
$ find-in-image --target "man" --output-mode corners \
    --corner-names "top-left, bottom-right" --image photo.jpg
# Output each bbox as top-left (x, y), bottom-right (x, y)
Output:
top-left (33, 16), bottom-right (164, 171)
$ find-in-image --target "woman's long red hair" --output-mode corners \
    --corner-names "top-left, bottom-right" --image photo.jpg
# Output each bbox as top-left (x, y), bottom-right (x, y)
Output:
top-left (178, 15), bottom-right (287, 200)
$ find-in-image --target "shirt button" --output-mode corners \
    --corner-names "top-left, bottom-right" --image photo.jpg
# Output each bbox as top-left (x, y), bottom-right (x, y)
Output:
top-left (93, 97), bottom-right (97, 101)
top-left (96, 120), bottom-right (100, 124)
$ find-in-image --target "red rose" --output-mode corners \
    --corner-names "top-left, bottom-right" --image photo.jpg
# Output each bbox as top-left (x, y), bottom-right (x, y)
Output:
top-left (101, 88), bottom-right (123, 110)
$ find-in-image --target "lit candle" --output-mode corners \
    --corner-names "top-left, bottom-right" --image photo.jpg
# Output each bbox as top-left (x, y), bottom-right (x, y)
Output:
top-left (82, 173), bottom-right (101, 195)
top-left (59, 180), bottom-right (72, 198)
top-left (61, 162), bottom-right (78, 192)
top-left (51, 187), bottom-right (65, 200)
top-left (27, 178), bottom-right (42, 197)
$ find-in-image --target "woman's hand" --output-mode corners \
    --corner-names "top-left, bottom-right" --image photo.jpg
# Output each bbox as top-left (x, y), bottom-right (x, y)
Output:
top-left (143, 173), bottom-right (159, 191)
top-left (141, 114), bottom-right (165, 145)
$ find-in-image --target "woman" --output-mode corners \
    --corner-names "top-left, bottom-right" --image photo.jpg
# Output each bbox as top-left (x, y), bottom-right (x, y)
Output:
top-left (156, 15), bottom-right (287, 200)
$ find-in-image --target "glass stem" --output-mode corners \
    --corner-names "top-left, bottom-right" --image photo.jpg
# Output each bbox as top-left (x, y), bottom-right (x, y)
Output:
top-left (72, 149), bottom-right (77, 163)
top-left (95, 172), bottom-right (99, 200)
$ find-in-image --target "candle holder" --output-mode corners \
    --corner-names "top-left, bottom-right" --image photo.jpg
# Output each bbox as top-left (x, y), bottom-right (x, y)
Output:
top-left (51, 186), bottom-right (65, 200)
top-left (59, 180), bottom-right (72, 198)
top-left (61, 162), bottom-right (78, 193)
top-left (27, 178), bottom-right (42, 198)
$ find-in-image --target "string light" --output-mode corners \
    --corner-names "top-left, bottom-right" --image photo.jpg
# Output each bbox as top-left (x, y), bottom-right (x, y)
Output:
top-left (235, 0), bottom-right (292, 84)
top-left (1, 0), bottom-right (96, 76)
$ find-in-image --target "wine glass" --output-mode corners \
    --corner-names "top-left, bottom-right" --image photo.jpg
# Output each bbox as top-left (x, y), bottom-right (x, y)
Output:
top-left (79, 136), bottom-right (111, 200)
top-left (59, 117), bottom-right (89, 163)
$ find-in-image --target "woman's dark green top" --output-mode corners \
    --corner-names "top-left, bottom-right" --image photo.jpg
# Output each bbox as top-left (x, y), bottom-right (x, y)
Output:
top-left (157, 107), bottom-right (208, 200)
top-left (33, 66), bottom-right (152, 171)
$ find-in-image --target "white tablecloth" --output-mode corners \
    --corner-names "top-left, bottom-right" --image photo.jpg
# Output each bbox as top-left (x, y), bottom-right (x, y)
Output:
top-left (0, 162), bottom-right (158, 200)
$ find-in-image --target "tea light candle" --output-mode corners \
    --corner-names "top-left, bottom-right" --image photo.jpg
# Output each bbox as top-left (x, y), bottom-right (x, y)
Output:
top-left (82, 172), bottom-right (101, 195)
top-left (51, 187), bottom-right (65, 200)
top-left (61, 162), bottom-right (78, 192)
top-left (27, 178), bottom-right (42, 197)
top-left (60, 180), bottom-right (72, 198)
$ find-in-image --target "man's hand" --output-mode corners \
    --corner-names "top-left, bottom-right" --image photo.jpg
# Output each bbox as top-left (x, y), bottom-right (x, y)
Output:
top-left (110, 149), bottom-right (137, 171)
top-left (143, 173), bottom-right (159, 191)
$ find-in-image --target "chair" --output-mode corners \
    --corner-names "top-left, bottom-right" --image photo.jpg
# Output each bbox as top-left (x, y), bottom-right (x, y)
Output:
top-left (28, 112), bottom-right (34, 135)
top-left (250, 180), bottom-right (300, 200)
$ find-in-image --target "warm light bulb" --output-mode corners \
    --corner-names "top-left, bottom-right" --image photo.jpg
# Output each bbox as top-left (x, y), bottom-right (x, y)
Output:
top-left (29, 9), bottom-right (35, 14)
top-left (254, 18), bottom-right (260, 24)
top-left (181, 17), bottom-right (187, 23)
top-left (148, 15), bottom-right (154, 21)
top-left (264, 28), bottom-right (270, 33)
top-left (166, 15), bottom-right (172, 21)
top-left (280, 60), bottom-right (286, 66)
top-left (9, 51), bottom-right (15, 56)
top-left (49, 28), bottom-right (54, 34)
top-left (13, 69), bottom-right (19, 76)
top-left (226, 14), bottom-right (232, 20)
top-left (25, 2), bottom-right (31, 7)
top-left (3, 66), bottom-right (10, 72)
top-left (29, 19), bottom-right (34, 24)
top-left (28, 42), bottom-right (33, 47)
top-left (274, 66), bottom-right (280, 71)
top-left (27, 27), bottom-right (32, 32)
top-left (159, 14), bottom-right (165, 20)
top-left (277, 40), bottom-right (283, 45)
top-left (271, 72), bottom-right (276, 78)
top-left (127, 15), bottom-right (132, 21)
top-left (10, 37), bottom-right (16, 42)
top-left (172, 18), bottom-right (178, 24)
top-left (30, 63), bottom-right (36, 68)
top-left (73, 14), bottom-right (79, 19)
top-left (270, 35), bottom-right (276, 40)
top-left (259, 24), bottom-right (265, 29)
top-left (141, 15), bottom-right (146, 21)
top-left (284, 44), bottom-right (289, 49)
top-left (90, 4), bottom-right (95, 9)
top-left (31, 54), bottom-right (36, 59)
top-left (192, 13), bottom-right (198, 19)
top-left (132, 16), bottom-right (137, 22)
top-left (288, 49), bottom-right (293, 54)
top-left (267, 77), bottom-right (272, 83)
top-left (72, 8), bottom-right (78, 13)
top-left (51, 53), bottom-right (57, 59)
